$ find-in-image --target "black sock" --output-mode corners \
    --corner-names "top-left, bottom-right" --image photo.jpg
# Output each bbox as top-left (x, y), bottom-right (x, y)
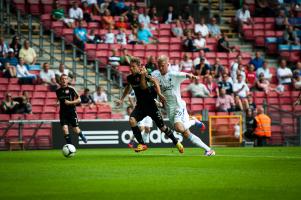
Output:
top-left (163, 127), bottom-right (178, 145)
top-left (131, 126), bottom-right (145, 144)
top-left (78, 131), bottom-right (84, 138)
top-left (64, 134), bottom-right (72, 144)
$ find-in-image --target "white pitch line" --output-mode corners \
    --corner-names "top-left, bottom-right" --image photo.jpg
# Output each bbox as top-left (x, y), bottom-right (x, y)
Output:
top-left (136, 154), bottom-right (301, 159)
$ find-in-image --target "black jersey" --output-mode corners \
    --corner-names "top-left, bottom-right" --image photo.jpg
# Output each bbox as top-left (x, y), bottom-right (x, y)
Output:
top-left (127, 73), bottom-right (156, 105)
top-left (56, 86), bottom-right (79, 114)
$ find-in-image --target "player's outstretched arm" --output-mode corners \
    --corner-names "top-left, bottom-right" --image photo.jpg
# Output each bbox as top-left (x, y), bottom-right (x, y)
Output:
top-left (149, 76), bottom-right (166, 103)
top-left (116, 84), bottom-right (131, 106)
top-left (186, 73), bottom-right (198, 80)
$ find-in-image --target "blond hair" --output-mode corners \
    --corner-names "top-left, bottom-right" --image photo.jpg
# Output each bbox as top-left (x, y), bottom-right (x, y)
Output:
top-left (157, 55), bottom-right (169, 64)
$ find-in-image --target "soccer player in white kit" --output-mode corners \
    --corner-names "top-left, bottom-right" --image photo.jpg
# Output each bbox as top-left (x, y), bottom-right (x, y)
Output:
top-left (152, 55), bottom-right (215, 156)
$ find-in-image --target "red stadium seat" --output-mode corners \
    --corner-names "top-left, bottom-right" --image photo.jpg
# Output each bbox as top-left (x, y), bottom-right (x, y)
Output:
top-left (62, 28), bottom-right (74, 44)
top-left (41, 0), bottom-right (54, 14)
top-left (0, 114), bottom-right (11, 121)
top-left (28, 0), bottom-right (41, 16)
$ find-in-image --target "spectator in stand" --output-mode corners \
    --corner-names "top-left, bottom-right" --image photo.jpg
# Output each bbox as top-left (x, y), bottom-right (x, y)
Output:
top-left (130, 13), bottom-right (139, 29)
top-left (82, 1), bottom-right (93, 23)
top-left (16, 58), bottom-right (37, 80)
top-left (52, 1), bottom-right (74, 27)
top-left (255, 72), bottom-right (275, 94)
top-left (171, 19), bottom-right (184, 38)
top-left (128, 27), bottom-right (139, 44)
top-left (137, 23), bottom-right (156, 44)
top-left (211, 58), bottom-right (224, 79)
top-left (230, 55), bottom-right (242, 81)
top-left (124, 4), bottom-right (138, 24)
top-left (138, 7), bottom-right (151, 30)
top-left (233, 74), bottom-right (250, 109)
top-left (169, 59), bottom-right (180, 72)
top-left (216, 88), bottom-right (235, 112)
top-left (69, 1), bottom-right (83, 21)
top-left (145, 55), bottom-right (157, 74)
top-left (235, 64), bottom-right (246, 83)
top-left (194, 17), bottom-right (209, 38)
top-left (195, 57), bottom-right (211, 76)
top-left (277, 59), bottom-right (293, 85)
top-left (182, 78), bottom-right (211, 98)
top-left (294, 62), bottom-right (301, 75)
top-left (80, 88), bottom-right (95, 107)
top-left (55, 63), bottom-right (74, 84)
top-left (73, 20), bottom-right (87, 57)
top-left (116, 28), bottom-right (127, 45)
top-left (116, 0), bottom-right (129, 15)
top-left (217, 32), bottom-right (240, 52)
top-left (39, 63), bottom-right (58, 89)
top-left (9, 36), bottom-right (21, 58)
top-left (108, 48), bottom-right (120, 67)
top-left (102, 9), bottom-right (115, 29)
top-left (124, 105), bottom-right (133, 120)
top-left (100, 0), bottom-right (109, 15)
top-left (249, 51), bottom-right (265, 71)
top-left (275, 9), bottom-right (289, 30)
top-left (104, 25), bottom-right (115, 44)
top-left (244, 108), bottom-right (256, 141)
top-left (15, 91), bottom-right (32, 114)
top-left (107, 0), bottom-right (118, 16)
top-left (115, 16), bottom-right (129, 29)
top-left (283, 25), bottom-right (300, 45)
top-left (2, 62), bottom-right (17, 78)
top-left (193, 50), bottom-right (210, 67)
top-left (235, 3), bottom-right (253, 35)
top-left (233, 95), bottom-right (244, 112)
top-left (183, 31), bottom-right (197, 52)
top-left (293, 71), bottom-right (301, 90)
top-left (246, 94), bottom-right (256, 111)
top-left (180, 53), bottom-right (193, 73)
top-left (246, 64), bottom-right (257, 88)
top-left (149, 6), bottom-right (159, 24)
top-left (5, 48), bottom-right (18, 67)
top-left (163, 5), bottom-right (178, 24)
top-left (194, 32), bottom-right (209, 52)
top-left (207, 17), bottom-right (221, 38)
top-left (178, 4), bottom-right (194, 25)
top-left (83, 0), bottom-right (101, 15)
top-left (19, 40), bottom-right (36, 65)
top-left (204, 75), bottom-right (219, 97)
top-left (255, 0), bottom-right (275, 17)
top-left (87, 29), bottom-right (101, 44)
top-left (1, 92), bottom-right (19, 114)
top-left (93, 86), bottom-right (108, 104)
top-left (120, 48), bottom-right (132, 66)
top-left (0, 36), bottom-right (8, 57)
top-left (256, 61), bottom-right (272, 81)
top-left (218, 73), bottom-right (233, 95)
top-left (254, 106), bottom-right (271, 147)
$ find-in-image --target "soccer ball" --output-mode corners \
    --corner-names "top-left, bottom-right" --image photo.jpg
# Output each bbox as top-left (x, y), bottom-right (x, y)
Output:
top-left (62, 144), bottom-right (76, 158)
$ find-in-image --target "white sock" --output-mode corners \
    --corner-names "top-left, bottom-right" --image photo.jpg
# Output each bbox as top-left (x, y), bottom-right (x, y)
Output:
top-left (188, 119), bottom-right (196, 128)
top-left (188, 133), bottom-right (211, 151)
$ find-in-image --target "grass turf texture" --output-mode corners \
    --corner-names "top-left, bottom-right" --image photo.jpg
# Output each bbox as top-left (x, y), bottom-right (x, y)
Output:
top-left (0, 147), bottom-right (301, 200)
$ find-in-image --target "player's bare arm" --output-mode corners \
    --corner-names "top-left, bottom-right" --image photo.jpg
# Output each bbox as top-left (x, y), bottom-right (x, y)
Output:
top-left (149, 76), bottom-right (166, 103)
top-left (116, 84), bottom-right (131, 106)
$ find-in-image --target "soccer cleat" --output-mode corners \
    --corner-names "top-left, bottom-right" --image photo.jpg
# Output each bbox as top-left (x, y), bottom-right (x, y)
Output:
top-left (176, 142), bottom-right (184, 153)
top-left (204, 150), bottom-right (216, 156)
top-left (79, 133), bottom-right (88, 143)
top-left (134, 144), bottom-right (148, 153)
top-left (128, 140), bottom-right (135, 149)
top-left (192, 117), bottom-right (206, 132)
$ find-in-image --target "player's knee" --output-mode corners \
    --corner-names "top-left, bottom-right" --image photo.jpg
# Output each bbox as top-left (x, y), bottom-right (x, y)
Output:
top-left (129, 117), bottom-right (137, 127)
top-left (73, 127), bottom-right (80, 133)
top-left (62, 126), bottom-right (68, 135)
top-left (183, 131), bottom-right (190, 138)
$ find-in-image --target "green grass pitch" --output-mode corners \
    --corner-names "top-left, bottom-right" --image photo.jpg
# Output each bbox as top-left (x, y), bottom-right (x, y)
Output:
top-left (0, 147), bottom-right (301, 200)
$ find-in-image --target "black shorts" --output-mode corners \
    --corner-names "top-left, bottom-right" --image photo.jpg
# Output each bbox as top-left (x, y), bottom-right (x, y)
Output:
top-left (60, 112), bottom-right (79, 127)
top-left (130, 103), bottom-right (165, 128)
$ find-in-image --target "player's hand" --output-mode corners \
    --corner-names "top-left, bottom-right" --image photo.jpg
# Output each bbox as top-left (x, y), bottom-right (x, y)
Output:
top-left (154, 98), bottom-right (164, 108)
top-left (140, 66), bottom-right (148, 76)
top-left (115, 99), bottom-right (123, 107)
top-left (187, 73), bottom-right (198, 80)
top-left (158, 93), bottom-right (166, 104)
top-left (65, 100), bottom-right (72, 105)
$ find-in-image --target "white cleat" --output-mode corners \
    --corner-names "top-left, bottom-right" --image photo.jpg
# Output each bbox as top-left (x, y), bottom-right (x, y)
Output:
top-left (204, 150), bottom-right (216, 156)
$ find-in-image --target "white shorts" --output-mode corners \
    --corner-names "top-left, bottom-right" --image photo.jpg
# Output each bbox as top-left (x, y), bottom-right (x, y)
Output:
top-left (138, 116), bottom-right (153, 127)
top-left (168, 101), bottom-right (193, 130)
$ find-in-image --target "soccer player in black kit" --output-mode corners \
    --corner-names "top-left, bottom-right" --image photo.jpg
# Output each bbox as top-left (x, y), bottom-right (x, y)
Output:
top-left (116, 57), bottom-right (184, 153)
top-left (56, 74), bottom-right (87, 144)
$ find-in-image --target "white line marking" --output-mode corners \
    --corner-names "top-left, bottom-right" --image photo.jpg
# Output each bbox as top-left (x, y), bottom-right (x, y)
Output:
top-left (79, 140), bottom-right (119, 145)
top-left (136, 154), bottom-right (301, 159)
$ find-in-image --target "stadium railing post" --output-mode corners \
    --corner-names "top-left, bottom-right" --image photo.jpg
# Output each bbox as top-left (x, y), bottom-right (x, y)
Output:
top-left (5, 0), bottom-right (10, 35)
top-left (118, 72), bottom-right (123, 97)
top-left (17, 10), bottom-right (21, 36)
top-left (107, 79), bottom-right (112, 101)
top-left (50, 30), bottom-right (54, 65)
top-left (83, 52), bottom-right (88, 88)
top-left (61, 37), bottom-right (65, 64)
top-left (72, 45), bottom-right (77, 75)
top-left (95, 59), bottom-right (99, 87)
top-left (39, 24), bottom-right (43, 57)
top-left (208, 0), bottom-right (212, 18)
top-left (28, 14), bottom-right (32, 46)
top-left (106, 65), bottom-right (111, 81)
